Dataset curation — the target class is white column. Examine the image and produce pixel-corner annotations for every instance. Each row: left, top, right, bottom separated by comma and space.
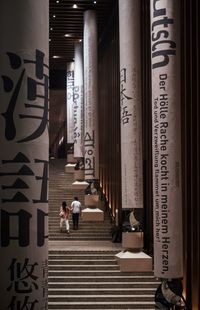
151, 0, 183, 278
0, 0, 48, 308
66, 62, 74, 144
84, 10, 99, 180
119, 0, 143, 209
74, 42, 84, 158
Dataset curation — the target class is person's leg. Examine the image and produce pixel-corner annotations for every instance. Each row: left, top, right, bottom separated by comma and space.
76, 213, 80, 229
66, 219, 70, 232
72, 213, 76, 229
60, 218, 63, 231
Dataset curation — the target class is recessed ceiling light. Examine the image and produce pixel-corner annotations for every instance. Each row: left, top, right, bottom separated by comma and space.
73, 4, 78, 9
79, 39, 82, 42
50, 27, 53, 31
52, 55, 61, 59
56, 0, 60, 3
53, 15, 56, 18
49, 38, 51, 42
94, 1, 97, 3
64, 34, 71, 37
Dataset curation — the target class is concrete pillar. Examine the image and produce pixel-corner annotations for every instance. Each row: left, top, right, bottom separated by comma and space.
119, 0, 143, 210
150, 0, 183, 278
0, 0, 48, 308
74, 42, 84, 158
84, 10, 99, 180
66, 62, 74, 144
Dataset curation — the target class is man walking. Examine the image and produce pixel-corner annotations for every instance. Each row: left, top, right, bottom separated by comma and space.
71, 197, 82, 230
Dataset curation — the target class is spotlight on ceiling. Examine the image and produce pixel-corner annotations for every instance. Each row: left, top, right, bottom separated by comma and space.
53, 15, 56, 18
52, 55, 61, 59
73, 4, 78, 9
64, 34, 71, 37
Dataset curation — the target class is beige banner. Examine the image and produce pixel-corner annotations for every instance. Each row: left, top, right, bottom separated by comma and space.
74, 42, 84, 158
84, 10, 99, 179
66, 62, 74, 144
151, 0, 183, 278
0, 0, 49, 308
119, 0, 143, 209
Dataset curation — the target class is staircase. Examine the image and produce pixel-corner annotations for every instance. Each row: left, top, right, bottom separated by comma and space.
49, 159, 112, 240
48, 159, 159, 309
48, 250, 159, 309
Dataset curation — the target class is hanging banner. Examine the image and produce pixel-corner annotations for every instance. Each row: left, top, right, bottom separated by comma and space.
0, 0, 48, 308
84, 10, 99, 179
119, 0, 143, 209
151, 0, 183, 278
74, 42, 84, 158
66, 62, 74, 144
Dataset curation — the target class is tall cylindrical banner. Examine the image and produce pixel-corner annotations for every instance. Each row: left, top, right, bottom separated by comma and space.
0, 0, 49, 308
84, 10, 99, 179
66, 62, 74, 144
119, 0, 143, 209
74, 42, 84, 158
150, 0, 183, 278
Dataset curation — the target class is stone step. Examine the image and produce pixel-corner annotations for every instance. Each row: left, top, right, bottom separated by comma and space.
48, 265, 118, 270
49, 259, 117, 265
48, 270, 155, 277
48, 282, 159, 288
48, 287, 156, 294
48, 276, 158, 283
49, 307, 155, 310
48, 295, 154, 302
48, 302, 155, 309
49, 238, 112, 241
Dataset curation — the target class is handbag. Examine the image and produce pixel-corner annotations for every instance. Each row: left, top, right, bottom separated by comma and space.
59, 210, 64, 218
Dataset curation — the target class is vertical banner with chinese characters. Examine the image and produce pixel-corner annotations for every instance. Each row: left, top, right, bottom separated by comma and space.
66, 62, 74, 144
74, 42, 84, 158
0, 0, 49, 309
84, 10, 99, 180
119, 0, 143, 209
151, 0, 183, 278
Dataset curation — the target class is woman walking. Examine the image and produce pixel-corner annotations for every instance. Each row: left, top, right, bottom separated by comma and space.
59, 201, 71, 233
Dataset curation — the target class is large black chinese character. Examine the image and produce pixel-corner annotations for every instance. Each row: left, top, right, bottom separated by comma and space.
8, 296, 38, 310
42, 259, 48, 298
1, 49, 49, 143
37, 209, 48, 247
120, 68, 132, 125
33, 159, 48, 204
1, 208, 48, 247
7, 258, 38, 293
1, 209, 32, 247
0, 152, 33, 203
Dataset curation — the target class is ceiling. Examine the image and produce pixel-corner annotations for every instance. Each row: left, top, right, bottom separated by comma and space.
49, 0, 117, 69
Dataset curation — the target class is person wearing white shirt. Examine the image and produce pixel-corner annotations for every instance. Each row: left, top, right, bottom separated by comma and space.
71, 197, 82, 230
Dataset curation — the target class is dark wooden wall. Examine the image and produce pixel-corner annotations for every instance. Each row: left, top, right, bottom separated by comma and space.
182, 0, 200, 308
98, 3, 121, 225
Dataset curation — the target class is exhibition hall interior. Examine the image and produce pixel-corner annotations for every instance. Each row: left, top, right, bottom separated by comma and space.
0, 0, 199, 309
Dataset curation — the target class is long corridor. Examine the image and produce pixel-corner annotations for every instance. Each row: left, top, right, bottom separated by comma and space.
48, 159, 159, 309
